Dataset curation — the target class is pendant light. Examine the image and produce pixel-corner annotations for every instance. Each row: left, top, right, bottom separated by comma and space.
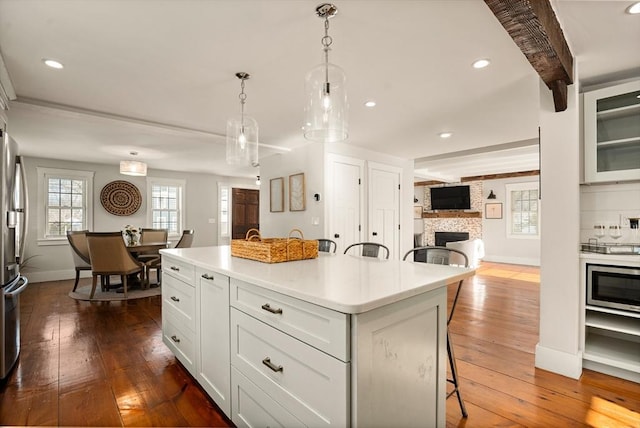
303, 3, 348, 143
120, 151, 147, 176
226, 72, 259, 166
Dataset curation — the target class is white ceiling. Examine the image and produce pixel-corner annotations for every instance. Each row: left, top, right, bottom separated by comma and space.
0, 0, 638, 181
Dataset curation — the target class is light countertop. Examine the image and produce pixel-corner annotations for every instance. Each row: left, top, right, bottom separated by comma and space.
161, 246, 476, 314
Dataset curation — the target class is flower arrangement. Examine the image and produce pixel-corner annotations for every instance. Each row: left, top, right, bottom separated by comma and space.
123, 225, 140, 246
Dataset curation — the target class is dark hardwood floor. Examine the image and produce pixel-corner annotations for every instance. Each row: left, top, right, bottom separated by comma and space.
1, 263, 638, 427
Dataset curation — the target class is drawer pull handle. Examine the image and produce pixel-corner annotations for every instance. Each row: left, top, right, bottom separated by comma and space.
262, 357, 283, 373
201, 273, 214, 280
170, 266, 180, 271
261, 303, 283, 315
170, 335, 181, 343
170, 296, 180, 302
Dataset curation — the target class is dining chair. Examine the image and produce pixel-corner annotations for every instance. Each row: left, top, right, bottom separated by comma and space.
402, 245, 469, 418
343, 242, 390, 259
66, 230, 91, 291
317, 238, 337, 253
86, 232, 146, 299
175, 229, 195, 248
147, 229, 194, 286
137, 228, 169, 286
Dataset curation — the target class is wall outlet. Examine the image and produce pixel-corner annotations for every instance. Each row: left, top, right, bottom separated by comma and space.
208, 218, 216, 224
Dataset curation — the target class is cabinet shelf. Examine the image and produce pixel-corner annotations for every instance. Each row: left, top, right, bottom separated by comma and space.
596, 136, 640, 148
597, 102, 640, 120
585, 310, 640, 337
584, 332, 640, 373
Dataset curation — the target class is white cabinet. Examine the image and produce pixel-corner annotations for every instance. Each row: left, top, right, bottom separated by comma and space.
161, 247, 455, 427
196, 268, 231, 415
580, 255, 640, 383
583, 80, 640, 183
162, 255, 196, 372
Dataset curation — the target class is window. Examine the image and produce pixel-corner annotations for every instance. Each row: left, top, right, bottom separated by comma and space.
37, 168, 94, 245
219, 184, 230, 238
506, 182, 540, 239
147, 178, 185, 237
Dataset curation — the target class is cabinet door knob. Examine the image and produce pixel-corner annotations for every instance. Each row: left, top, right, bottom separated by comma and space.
372, 232, 378, 236
334, 233, 340, 238
261, 303, 283, 315
170, 266, 180, 271
201, 273, 214, 280
170, 296, 180, 302
170, 335, 180, 343
262, 357, 283, 373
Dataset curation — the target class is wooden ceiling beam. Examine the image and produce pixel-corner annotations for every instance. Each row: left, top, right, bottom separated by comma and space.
484, 0, 573, 112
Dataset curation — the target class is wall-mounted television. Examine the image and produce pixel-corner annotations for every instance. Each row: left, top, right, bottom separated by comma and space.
430, 185, 471, 210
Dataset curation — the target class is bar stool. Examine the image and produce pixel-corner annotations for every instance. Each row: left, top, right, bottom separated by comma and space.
402, 245, 469, 418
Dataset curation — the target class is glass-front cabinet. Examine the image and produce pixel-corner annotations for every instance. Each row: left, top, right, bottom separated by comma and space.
583, 80, 640, 183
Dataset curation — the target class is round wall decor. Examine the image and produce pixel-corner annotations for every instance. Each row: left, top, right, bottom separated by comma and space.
100, 180, 142, 216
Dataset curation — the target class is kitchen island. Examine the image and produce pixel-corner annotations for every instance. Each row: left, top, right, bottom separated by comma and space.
160, 246, 475, 427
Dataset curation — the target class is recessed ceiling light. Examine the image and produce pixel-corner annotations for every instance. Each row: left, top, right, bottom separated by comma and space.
43, 59, 64, 69
472, 59, 490, 69
364, 101, 376, 108
439, 132, 453, 139
626, 2, 640, 14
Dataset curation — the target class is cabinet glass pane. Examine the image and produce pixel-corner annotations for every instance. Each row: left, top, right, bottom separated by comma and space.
595, 89, 640, 173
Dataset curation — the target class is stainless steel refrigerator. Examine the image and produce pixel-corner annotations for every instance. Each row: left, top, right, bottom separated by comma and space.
0, 129, 28, 380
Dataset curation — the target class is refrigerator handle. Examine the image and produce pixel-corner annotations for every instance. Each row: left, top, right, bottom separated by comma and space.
17, 156, 28, 263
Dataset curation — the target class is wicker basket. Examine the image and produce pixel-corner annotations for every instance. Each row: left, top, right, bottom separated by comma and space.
231, 228, 319, 263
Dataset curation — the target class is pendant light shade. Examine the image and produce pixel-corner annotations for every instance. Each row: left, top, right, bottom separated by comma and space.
304, 62, 348, 143
226, 72, 259, 167
303, 3, 348, 143
120, 152, 147, 176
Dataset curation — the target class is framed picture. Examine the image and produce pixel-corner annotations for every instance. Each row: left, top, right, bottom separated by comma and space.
289, 173, 306, 211
413, 205, 423, 219
485, 202, 503, 219
270, 177, 284, 212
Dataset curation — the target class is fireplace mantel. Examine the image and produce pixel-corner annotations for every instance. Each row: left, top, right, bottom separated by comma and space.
422, 211, 481, 219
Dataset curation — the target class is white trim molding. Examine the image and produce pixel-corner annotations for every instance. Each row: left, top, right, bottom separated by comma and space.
535, 343, 583, 379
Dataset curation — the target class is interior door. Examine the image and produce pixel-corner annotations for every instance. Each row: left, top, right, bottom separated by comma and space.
327, 155, 363, 254
232, 188, 259, 239
368, 162, 401, 259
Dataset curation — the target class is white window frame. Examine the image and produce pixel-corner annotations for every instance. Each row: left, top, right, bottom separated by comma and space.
218, 183, 230, 239
146, 177, 185, 240
37, 167, 94, 246
506, 181, 540, 240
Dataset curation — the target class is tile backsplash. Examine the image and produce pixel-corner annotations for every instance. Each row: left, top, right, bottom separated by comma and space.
580, 182, 640, 243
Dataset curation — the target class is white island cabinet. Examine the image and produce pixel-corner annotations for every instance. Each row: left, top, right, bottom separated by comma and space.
160, 246, 475, 427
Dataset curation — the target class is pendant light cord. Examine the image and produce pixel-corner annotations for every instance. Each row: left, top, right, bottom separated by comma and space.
322, 17, 333, 94
239, 77, 247, 131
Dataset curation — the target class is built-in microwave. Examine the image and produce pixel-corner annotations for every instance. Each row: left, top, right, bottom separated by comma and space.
587, 263, 640, 313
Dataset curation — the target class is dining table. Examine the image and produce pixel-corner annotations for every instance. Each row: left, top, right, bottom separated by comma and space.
126, 241, 170, 256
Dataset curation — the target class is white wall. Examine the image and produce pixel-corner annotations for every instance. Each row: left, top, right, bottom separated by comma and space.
535, 76, 582, 379
580, 182, 640, 243
481, 177, 541, 266
259, 142, 325, 239
21, 156, 253, 282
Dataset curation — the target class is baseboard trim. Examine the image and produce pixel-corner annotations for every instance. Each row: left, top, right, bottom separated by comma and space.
24, 269, 90, 283
482, 255, 540, 266
535, 343, 583, 379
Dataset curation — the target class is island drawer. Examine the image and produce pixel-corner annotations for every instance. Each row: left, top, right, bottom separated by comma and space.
163, 274, 196, 331
231, 367, 304, 428
231, 308, 349, 427
162, 255, 195, 284
230, 278, 349, 362
162, 310, 195, 372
